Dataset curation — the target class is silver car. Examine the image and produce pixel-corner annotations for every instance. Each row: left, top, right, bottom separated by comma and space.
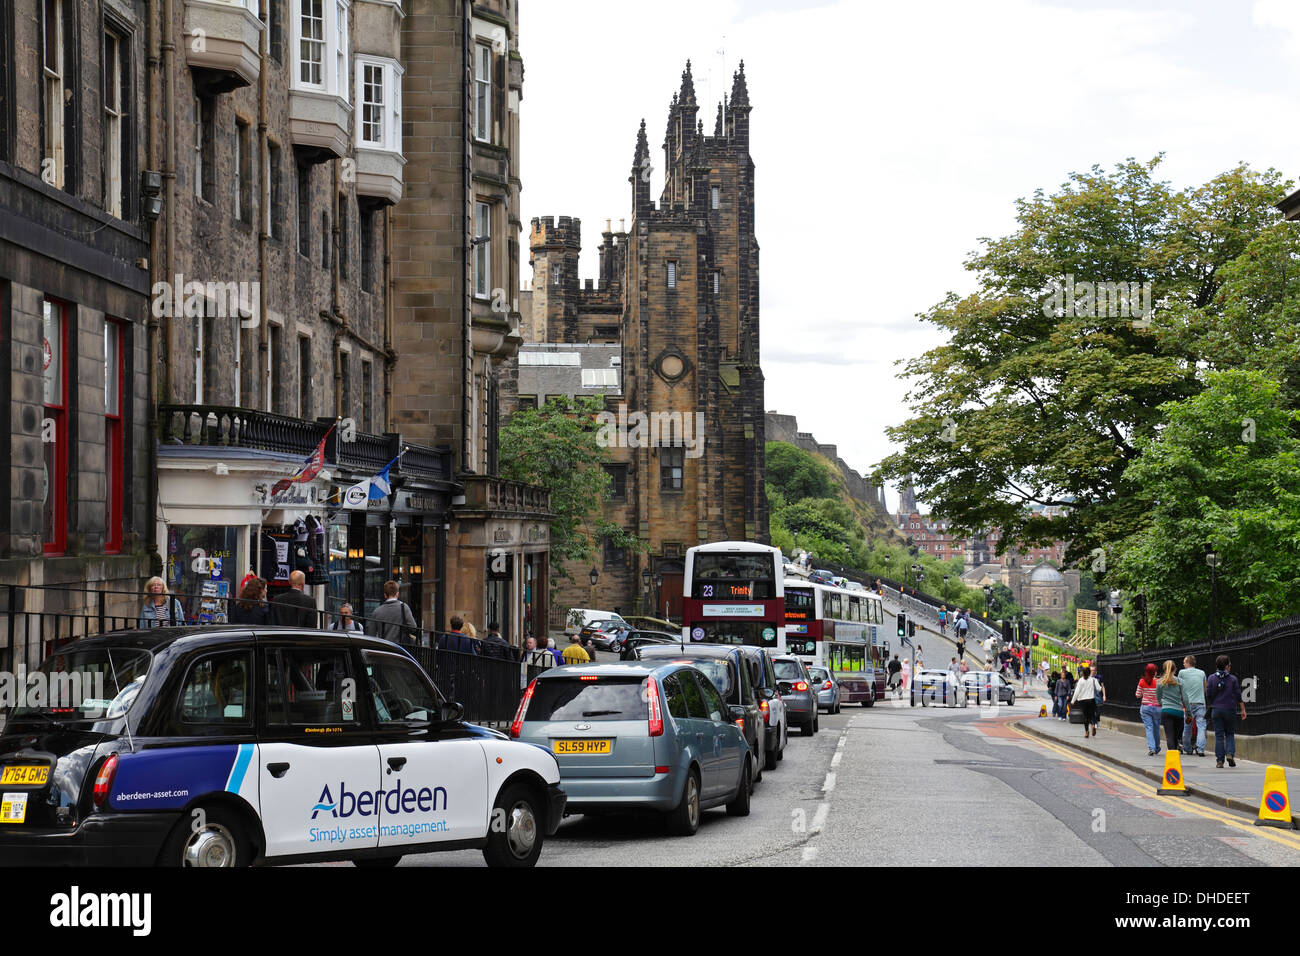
771, 655, 819, 735
512, 661, 754, 836
807, 665, 841, 714
911, 668, 968, 707
962, 670, 1016, 705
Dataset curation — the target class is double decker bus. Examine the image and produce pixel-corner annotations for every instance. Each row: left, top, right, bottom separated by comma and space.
681, 542, 785, 652
784, 579, 888, 704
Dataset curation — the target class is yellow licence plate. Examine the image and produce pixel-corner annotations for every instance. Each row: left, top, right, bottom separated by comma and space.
0, 766, 48, 787
554, 739, 612, 755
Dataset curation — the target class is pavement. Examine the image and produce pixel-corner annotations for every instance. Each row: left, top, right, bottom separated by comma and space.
1018, 706, 1300, 828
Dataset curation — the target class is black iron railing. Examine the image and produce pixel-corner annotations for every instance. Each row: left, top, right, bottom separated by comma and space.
1096, 615, 1300, 736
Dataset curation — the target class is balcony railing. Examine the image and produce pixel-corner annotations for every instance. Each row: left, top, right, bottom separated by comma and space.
462, 475, 551, 514
159, 405, 329, 458
159, 405, 455, 484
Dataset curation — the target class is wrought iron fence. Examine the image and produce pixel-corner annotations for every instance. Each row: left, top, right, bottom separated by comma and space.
0, 584, 555, 729
1097, 614, 1300, 736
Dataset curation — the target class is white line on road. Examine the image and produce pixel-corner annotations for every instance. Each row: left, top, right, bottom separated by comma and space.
811, 802, 830, 834
821, 771, 837, 794
830, 751, 842, 768
801, 846, 820, 863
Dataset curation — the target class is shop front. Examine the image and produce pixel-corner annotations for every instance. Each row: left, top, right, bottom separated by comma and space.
156, 452, 334, 623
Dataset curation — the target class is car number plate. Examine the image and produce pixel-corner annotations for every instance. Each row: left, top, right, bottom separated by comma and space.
553, 739, 612, 755
0, 765, 48, 786
0, 793, 28, 824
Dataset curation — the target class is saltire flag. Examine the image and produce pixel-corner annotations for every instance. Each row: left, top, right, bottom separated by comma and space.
271, 420, 337, 499
341, 450, 403, 509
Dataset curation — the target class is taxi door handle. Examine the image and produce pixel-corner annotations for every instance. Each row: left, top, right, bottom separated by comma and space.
387, 757, 407, 772
268, 762, 290, 778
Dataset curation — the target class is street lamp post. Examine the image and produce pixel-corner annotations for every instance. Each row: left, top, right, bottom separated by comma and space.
655, 573, 664, 620
1205, 546, 1221, 649
589, 566, 599, 615
641, 567, 652, 615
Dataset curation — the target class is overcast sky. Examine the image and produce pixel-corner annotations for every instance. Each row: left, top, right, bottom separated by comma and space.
518, 0, 1300, 512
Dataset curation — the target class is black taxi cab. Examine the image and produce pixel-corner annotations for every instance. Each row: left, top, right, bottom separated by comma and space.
0, 626, 565, 867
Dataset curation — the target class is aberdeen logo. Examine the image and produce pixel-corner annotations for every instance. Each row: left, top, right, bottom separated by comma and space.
310, 781, 449, 819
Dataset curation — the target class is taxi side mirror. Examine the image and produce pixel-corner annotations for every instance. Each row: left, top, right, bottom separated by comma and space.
439, 700, 465, 724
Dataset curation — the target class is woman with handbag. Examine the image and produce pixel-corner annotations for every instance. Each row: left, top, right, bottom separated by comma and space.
1070, 666, 1100, 737
1136, 663, 1162, 755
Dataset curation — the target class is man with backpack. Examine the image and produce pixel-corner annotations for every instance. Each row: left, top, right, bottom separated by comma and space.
368, 580, 418, 642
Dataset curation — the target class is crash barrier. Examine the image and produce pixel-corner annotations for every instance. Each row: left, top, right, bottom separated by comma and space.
0, 583, 555, 728
1097, 614, 1300, 737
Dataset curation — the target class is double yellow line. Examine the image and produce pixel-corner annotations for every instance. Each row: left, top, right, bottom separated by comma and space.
1012, 723, 1300, 854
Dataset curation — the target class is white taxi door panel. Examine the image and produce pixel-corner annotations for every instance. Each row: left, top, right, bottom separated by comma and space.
259, 741, 381, 858
375, 739, 489, 847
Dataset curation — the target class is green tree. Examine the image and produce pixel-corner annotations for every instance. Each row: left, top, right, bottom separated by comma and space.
1111, 369, 1300, 640
499, 395, 643, 600
766, 442, 836, 502
875, 159, 1290, 566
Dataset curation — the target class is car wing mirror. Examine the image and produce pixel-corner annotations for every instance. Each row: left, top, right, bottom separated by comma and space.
439, 700, 465, 724
728, 705, 747, 724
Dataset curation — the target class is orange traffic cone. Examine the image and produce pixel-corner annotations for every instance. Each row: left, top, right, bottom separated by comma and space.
1254, 765, 1297, 829
1157, 748, 1188, 796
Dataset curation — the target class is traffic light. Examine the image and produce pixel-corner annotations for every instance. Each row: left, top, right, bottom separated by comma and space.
908, 619, 916, 639
896, 612, 906, 638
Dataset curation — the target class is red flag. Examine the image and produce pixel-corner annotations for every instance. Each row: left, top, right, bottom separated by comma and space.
270, 423, 335, 499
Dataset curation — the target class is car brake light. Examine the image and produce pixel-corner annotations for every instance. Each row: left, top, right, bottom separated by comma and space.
579, 675, 598, 681
795, 681, 809, 692
511, 679, 537, 739
646, 676, 664, 737
735, 718, 745, 732
822, 681, 834, 690
759, 699, 769, 716
92, 753, 118, 809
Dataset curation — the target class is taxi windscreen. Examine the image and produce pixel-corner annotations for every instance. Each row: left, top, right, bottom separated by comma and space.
527, 677, 648, 722
8, 647, 152, 719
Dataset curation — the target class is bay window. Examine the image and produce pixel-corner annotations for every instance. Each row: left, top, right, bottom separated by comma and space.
43, 298, 68, 554
293, 0, 348, 98
474, 201, 491, 299
355, 56, 402, 154
474, 42, 491, 141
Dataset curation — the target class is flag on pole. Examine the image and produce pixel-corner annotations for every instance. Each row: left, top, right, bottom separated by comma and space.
341, 451, 402, 508
271, 420, 337, 499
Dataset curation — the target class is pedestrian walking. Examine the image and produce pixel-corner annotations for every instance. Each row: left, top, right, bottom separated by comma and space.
1049, 670, 1062, 717
270, 570, 318, 628
1207, 654, 1246, 768
938, 605, 948, 637
368, 580, 418, 642
546, 636, 563, 665
887, 654, 903, 696
1157, 660, 1186, 753
229, 577, 270, 626
1090, 670, 1106, 734
562, 634, 591, 664
1069, 665, 1100, 738
1136, 663, 1162, 755
330, 602, 365, 634
139, 576, 185, 628
1178, 654, 1208, 757
1054, 671, 1070, 720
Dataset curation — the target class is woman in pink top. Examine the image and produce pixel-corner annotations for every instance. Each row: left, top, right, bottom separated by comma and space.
1136, 662, 1162, 755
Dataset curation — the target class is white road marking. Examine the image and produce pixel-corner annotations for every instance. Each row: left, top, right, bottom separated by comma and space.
801, 846, 819, 863
811, 802, 830, 834
822, 771, 837, 793
831, 751, 842, 768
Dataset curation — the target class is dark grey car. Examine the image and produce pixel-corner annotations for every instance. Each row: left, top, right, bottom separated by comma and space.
772, 655, 819, 735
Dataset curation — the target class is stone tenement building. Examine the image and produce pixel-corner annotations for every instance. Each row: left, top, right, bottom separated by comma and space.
519, 62, 766, 623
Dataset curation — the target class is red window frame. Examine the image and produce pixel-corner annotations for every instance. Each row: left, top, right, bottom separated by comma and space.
105, 319, 125, 553
43, 296, 68, 555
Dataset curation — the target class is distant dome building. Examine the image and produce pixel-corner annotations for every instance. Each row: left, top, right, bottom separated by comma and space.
1002, 556, 1077, 616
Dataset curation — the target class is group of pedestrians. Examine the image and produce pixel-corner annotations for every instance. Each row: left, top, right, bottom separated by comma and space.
1136, 654, 1245, 767
1048, 666, 1107, 737
938, 605, 971, 653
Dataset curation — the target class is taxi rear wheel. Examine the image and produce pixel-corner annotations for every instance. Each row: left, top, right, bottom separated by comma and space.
483, 782, 544, 868
160, 804, 252, 867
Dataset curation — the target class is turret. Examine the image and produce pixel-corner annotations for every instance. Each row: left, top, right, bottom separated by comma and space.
727, 60, 751, 145
630, 119, 652, 215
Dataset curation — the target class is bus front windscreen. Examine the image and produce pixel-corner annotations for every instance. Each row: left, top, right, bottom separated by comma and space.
690, 552, 777, 599
692, 621, 777, 649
